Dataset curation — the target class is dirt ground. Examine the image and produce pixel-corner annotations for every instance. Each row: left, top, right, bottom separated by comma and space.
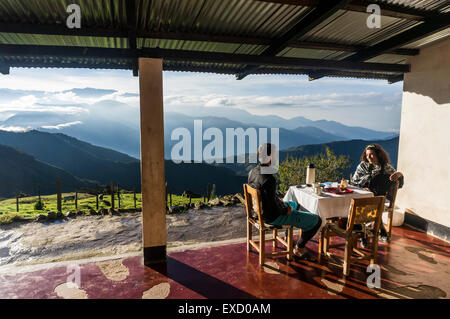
0, 205, 247, 268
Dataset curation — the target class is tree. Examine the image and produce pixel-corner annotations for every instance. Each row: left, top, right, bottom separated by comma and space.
277, 147, 351, 193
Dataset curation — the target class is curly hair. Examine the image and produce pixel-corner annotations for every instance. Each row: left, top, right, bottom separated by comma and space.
360, 143, 391, 170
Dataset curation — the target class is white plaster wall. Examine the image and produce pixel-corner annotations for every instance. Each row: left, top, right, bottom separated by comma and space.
396, 37, 450, 227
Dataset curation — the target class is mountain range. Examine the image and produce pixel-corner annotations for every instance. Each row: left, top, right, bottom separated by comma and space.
1, 100, 395, 159
0, 129, 399, 200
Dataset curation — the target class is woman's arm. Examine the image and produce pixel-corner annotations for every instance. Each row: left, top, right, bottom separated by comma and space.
385, 164, 404, 187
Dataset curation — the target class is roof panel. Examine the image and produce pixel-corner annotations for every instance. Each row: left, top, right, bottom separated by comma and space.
0, 0, 448, 80
0, 33, 128, 48
300, 10, 419, 46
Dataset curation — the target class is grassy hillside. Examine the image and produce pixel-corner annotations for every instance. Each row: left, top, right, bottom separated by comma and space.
0, 192, 204, 224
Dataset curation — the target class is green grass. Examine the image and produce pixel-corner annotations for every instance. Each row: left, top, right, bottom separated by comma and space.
0, 192, 205, 221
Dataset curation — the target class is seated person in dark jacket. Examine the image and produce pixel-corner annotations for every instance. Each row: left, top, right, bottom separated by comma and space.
350, 143, 404, 242
248, 143, 322, 260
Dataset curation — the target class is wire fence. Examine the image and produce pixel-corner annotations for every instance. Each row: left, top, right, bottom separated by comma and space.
0, 180, 217, 215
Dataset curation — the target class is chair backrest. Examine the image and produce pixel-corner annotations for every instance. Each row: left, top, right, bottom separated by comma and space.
243, 184, 264, 226
346, 196, 386, 233
385, 180, 399, 210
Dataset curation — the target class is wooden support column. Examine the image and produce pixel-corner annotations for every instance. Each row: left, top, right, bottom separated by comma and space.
139, 58, 166, 265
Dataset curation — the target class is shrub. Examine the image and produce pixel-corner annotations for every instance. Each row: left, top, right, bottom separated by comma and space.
34, 199, 45, 210
277, 147, 351, 193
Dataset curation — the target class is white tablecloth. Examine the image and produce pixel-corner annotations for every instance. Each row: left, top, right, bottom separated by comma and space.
283, 185, 374, 228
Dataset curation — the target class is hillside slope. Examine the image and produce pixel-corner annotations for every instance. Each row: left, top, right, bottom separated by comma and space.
0, 144, 88, 199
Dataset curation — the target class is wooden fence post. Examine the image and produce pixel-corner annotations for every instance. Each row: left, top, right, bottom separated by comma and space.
134, 189, 137, 209
211, 184, 216, 199
38, 184, 41, 203
110, 181, 115, 210
207, 183, 211, 202
165, 182, 168, 210
57, 177, 62, 213
16, 191, 19, 212
75, 191, 78, 210
96, 185, 99, 210
117, 184, 121, 208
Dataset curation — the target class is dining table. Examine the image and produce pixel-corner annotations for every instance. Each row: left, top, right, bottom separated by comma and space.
283, 183, 374, 230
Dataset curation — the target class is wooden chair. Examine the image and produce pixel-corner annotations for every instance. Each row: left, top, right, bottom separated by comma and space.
243, 184, 294, 265
384, 180, 400, 238
318, 196, 385, 276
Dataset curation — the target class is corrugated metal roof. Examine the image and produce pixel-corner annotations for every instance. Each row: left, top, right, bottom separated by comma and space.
0, 0, 449, 81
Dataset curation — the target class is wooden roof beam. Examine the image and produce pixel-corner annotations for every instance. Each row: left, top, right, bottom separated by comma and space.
0, 24, 419, 56
0, 44, 410, 74
3, 59, 396, 80
0, 63, 10, 75
236, 0, 352, 80
126, 0, 138, 77
387, 74, 404, 84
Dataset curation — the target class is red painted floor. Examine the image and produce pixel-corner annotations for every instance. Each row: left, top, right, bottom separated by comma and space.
0, 226, 449, 299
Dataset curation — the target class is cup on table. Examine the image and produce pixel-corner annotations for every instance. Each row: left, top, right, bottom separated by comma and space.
312, 182, 322, 195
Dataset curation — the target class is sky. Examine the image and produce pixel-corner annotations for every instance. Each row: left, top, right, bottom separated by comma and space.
0, 67, 403, 132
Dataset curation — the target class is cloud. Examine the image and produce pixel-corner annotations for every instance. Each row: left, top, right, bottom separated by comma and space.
165, 92, 399, 111
40, 121, 83, 130
0, 125, 31, 132
0, 68, 403, 132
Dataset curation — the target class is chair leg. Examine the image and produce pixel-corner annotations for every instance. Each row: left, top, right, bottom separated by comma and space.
247, 221, 252, 252
272, 229, 277, 251
386, 210, 394, 238
259, 229, 265, 265
343, 240, 353, 276
324, 231, 329, 256
318, 228, 324, 263
287, 227, 293, 261
371, 235, 380, 265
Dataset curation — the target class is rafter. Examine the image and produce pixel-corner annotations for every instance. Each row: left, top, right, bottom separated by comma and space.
2, 59, 400, 81
387, 74, 404, 84
236, 0, 352, 80
308, 12, 450, 81
0, 44, 410, 74
126, 0, 138, 76
0, 23, 420, 57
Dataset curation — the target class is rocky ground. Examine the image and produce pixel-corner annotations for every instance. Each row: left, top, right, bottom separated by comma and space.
0, 205, 247, 268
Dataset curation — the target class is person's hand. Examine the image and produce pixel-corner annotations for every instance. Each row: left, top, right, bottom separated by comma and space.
390, 172, 403, 181
363, 187, 370, 191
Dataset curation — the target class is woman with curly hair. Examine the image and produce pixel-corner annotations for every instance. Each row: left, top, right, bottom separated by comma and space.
350, 144, 404, 243
351, 144, 404, 194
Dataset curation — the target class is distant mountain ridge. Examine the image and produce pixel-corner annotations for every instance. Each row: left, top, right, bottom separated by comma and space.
164, 112, 345, 159
1, 102, 395, 159
169, 106, 395, 140
215, 136, 400, 178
